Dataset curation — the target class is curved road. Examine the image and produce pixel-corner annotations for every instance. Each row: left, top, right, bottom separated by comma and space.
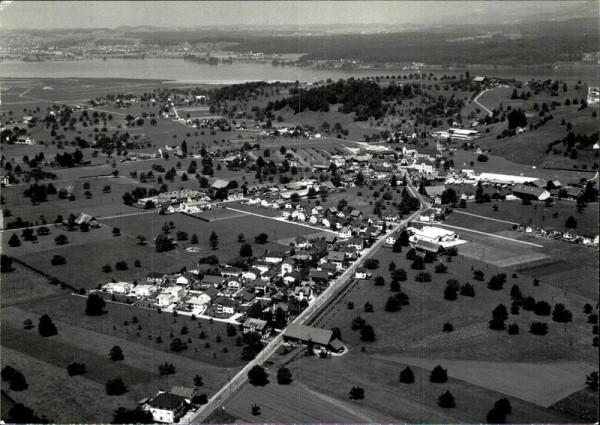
189, 181, 428, 423
473, 89, 494, 117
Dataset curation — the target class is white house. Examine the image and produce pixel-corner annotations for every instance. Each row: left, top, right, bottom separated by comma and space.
147, 392, 189, 424
338, 226, 352, 239
385, 236, 396, 246
130, 284, 158, 298
102, 281, 133, 294
281, 261, 294, 276
265, 251, 285, 263
409, 226, 458, 247
187, 293, 211, 308
156, 293, 176, 308
355, 268, 368, 279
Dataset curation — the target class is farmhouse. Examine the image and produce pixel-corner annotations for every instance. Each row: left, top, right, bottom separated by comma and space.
512, 184, 551, 201
283, 323, 335, 350
242, 318, 269, 336
146, 392, 189, 424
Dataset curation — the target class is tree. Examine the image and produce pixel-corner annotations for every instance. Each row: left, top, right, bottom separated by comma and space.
255, 232, 269, 244
1, 254, 14, 272
473, 269, 484, 281
7, 403, 48, 424
565, 216, 577, 229
351, 316, 366, 330
277, 367, 293, 385
209, 231, 219, 250
443, 322, 454, 332
586, 371, 599, 391
435, 263, 448, 273
67, 363, 87, 376
390, 280, 401, 292
2, 366, 17, 382
38, 314, 57, 337
190, 234, 198, 244
8, 233, 21, 247
507, 323, 520, 335
251, 404, 261, 416
194, 374, 204, 387
534, 301, 552, 316
438, 390, 456, 408
444, 284, 458, 301
136, 235, 147, 245
112, 407, 153, 424
239, 243, 253, 257
170, 338, 188, 352
399, 366, 415, 383
430, 366, 448, 383
115, 261, 128, 271
487, 273, 507, 290
50, 255, 66, 266
364, 259, 379, 269
349, 386, 365, 400
54, 234, 68, 245
155, 234, 175, 252
109, 345, 124, 361
122, 192, 134, 205
486, 407, 506, 424
158, 362, 177, 375
85, 293, 106, 316
492, 304, 509, 322
385, 296, 401, 312
392, 238, 403, 253
105, 378, 128, 395
364, 302, 374, 312
374, 276, 385, 286
529, 321, 548, 335
9, 371, 28, 391
248, 365, 269, 386
552, 304, 572, 323
523, 296, 536, 311
360, 324, 376, 341
459, 283, 475, 297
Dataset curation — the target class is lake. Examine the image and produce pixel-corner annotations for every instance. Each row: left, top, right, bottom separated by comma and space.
0, 58, 597, 85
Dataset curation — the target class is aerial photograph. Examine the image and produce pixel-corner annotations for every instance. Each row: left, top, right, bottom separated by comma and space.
0, 1, 598, 423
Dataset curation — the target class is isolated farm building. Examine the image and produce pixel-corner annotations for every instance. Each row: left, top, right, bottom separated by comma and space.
243, 318, 269, 336
74, 213, 99, 227
283, 324, 334, 350
511, 184, 551, 201
447, 128, 480, 141
329, 338, 345, 353
147, 391, 189, 424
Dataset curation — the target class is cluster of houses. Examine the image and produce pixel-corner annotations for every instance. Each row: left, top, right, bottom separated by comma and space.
97, 222, 392, 323
514, 224, 599, 247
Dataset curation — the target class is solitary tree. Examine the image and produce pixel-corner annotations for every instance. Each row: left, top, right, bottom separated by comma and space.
399, 366, 415, 383
38, 314, 58, 337
109, 345, 124, 361
209, 231, 219, 250
349, 386, 365, 400
85, 293, 106, 316
565, 216, 577, 229
8, 233, 21, 247
239, 243, 253, 257
360, 324, 376, 341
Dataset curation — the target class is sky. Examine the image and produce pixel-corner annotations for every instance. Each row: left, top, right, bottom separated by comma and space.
0, 1, 594, 30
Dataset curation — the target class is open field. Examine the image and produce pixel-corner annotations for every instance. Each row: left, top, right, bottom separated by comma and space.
550, 388, 599, 423
228, 354, 575, 423
0, 262, 69, 306
7, 295, 247, 368
447, 199, 599, 236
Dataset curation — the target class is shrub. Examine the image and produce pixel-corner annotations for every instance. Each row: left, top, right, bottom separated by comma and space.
435, 263, 448, 273
385, 296, 401, 312
374, 276, 385, 286
430, 366, 448, 383
109, 345, 124, 361
85, 293, 106, 316
351, 316, 366, 330
489, 318, 506, 330
552, 304, 573, 323
415, 271, 432, 282
170, 338, 188, 352
192, 394, 208, 405
507, 323, 520, 335
9, 371, 28, 391
158, 362, 177, 376
1, 366, 17, 382
487, 273, 507, 290
50, 255, 66, 265
522, 296, 536, 311
459, 283, 475, 297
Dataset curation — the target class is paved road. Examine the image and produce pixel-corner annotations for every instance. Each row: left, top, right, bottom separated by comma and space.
189, 182, 427, 423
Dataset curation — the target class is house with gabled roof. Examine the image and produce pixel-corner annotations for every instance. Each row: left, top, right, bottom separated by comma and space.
147, 391, 189, 423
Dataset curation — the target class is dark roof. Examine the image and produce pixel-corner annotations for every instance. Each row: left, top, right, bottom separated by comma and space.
170, 386, 195, 399
202, 275, 225, 284
309, 270, 329, 280
512, 184, 546, 197
149, 392, 187, 410
243, 318, 267, 331
414, 240, 442, 253
283, 324, 333, 346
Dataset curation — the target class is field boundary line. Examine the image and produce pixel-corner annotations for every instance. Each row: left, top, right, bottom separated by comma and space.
225, 207, 338, 234
435, 223, 544, 247
452, 210, 518, 225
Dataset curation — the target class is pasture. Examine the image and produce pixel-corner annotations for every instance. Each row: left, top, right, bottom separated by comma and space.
0, 262, 68, 306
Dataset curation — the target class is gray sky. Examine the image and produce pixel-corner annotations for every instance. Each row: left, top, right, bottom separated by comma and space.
0, 1, 593, 30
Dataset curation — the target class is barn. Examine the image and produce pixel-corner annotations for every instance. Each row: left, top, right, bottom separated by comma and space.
283, 324, 336, 350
